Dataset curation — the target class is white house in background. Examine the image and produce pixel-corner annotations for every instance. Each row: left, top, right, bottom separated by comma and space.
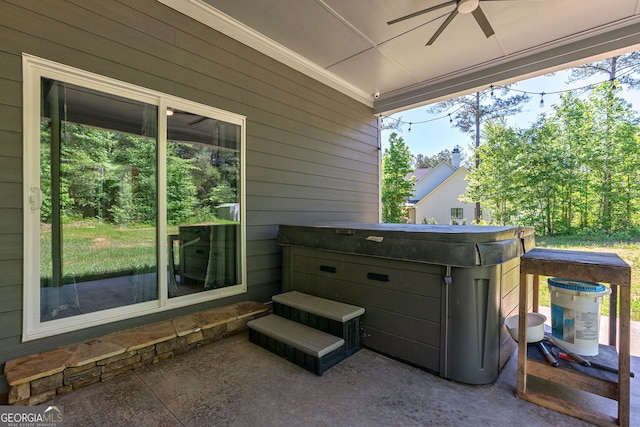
406, 148, 476, 225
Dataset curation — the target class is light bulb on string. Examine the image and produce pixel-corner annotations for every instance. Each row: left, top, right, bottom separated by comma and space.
374, 73, 622, 134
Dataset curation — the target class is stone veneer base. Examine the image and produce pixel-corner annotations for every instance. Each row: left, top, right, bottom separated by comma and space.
4, 301, 269, 405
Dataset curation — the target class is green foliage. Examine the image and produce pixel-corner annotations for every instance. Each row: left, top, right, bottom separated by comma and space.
40, 122, 239, 227
381, 132, 414, 223
426, 88, 530, 222
464, 119, 523, 225
466, 81, 640, 234
414, 148, 462, 168
209, 181, 237, 207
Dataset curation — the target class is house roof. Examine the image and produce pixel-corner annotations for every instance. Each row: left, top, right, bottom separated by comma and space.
414, 167, 469, 208
406, 162, 464, 204
407, 162, 457, 181
406, 168, 433, 182
161, 0, 640, 114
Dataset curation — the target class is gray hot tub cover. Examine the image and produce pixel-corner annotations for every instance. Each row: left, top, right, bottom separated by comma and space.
277, 223, 535, 267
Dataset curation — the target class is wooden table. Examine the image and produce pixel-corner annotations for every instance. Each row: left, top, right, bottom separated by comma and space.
517, 248, 631, 427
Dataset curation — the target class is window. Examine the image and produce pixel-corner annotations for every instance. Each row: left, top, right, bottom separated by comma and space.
23, 55, 246, 340
451, 208, 463, 220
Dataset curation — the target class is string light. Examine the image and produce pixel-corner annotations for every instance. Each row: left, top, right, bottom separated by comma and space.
377, 62, 640, 131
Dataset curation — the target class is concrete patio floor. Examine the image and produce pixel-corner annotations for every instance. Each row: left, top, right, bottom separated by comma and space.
47, 331, 639, 427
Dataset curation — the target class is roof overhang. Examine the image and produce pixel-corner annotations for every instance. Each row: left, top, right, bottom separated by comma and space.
158, 0, 640, 114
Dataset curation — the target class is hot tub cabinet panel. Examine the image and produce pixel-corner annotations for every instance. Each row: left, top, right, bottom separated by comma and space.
179, 223, 239, 288
278, 223, 534, 385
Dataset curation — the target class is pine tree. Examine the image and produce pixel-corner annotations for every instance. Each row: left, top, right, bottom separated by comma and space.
426, 88, 529, 221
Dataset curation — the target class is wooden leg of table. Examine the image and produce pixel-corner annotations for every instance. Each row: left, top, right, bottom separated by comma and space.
618, 284, 630, 427
609, 284, 618, 347
532, 274, 539, 312
517, 271, 529, 397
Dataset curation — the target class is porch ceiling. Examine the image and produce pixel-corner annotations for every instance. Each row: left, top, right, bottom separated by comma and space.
160, 0, 640, 114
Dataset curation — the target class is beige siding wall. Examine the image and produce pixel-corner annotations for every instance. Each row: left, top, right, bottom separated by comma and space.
0, 0, 379, 394
412, 164, 455, 200
414, 170, 474, 225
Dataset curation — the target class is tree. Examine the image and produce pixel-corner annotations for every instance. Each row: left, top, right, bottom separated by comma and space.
380, 115, 403, 131
464, 119, 524, 225
381, 132, 414, 223
468, 79, 640, 234
567, 53, 640, 232
587, 82, 640, 232
546, 91, 597, 232
567, 52, 640, 89
426, 88, 529, 221
414, 148, 460, 168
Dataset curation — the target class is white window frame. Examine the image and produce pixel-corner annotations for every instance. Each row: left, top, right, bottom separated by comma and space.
22, 54, 247, 341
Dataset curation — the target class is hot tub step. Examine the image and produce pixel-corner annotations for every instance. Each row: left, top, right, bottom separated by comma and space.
248, 314, 346, 375
272, 291, 364, 356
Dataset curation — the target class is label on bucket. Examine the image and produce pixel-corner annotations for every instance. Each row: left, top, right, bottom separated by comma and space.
551, 304, 598, 343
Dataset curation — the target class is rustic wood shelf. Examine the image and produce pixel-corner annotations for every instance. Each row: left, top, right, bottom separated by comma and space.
517, 248, 631, 427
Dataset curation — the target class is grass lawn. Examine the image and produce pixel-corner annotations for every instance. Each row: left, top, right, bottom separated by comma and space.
40, 221, 162, 282
535, 235, 640, 322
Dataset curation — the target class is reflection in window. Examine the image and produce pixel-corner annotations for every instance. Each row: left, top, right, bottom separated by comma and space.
26, 55, 245, 338
40, 79, 158, 321
166, 110, 241, 297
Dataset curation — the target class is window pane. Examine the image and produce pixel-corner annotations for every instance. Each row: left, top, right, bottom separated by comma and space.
166, 109, 241, 297
40, 79, 158, 321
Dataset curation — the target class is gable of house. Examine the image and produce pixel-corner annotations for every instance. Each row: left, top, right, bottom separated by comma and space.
413, 167, 475, 225
409, 163, 457, 202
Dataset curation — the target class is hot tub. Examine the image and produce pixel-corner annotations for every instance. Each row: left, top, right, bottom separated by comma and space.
277, 223, 535, 384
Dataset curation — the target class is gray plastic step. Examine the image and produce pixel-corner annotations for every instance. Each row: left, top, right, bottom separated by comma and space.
272, 291, 364, 356
248, 314, 346, 375
248, 314, 344, 357
272, 291, 364, 322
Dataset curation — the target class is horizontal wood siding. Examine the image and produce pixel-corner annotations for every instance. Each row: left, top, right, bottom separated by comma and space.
0, 0, 379, 394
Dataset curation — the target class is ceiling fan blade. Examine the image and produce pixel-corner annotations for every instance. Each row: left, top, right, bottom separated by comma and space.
472, 7, 495, 38
387, 1, 456, 25
426, 9, 458, 46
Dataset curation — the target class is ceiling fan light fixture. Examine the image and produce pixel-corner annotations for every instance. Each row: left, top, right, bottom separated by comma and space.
458, 0, 479, 14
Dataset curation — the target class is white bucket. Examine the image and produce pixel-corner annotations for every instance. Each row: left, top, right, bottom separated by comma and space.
548, 278, 611, 356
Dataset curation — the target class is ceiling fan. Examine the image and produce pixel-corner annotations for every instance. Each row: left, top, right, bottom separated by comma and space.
388, 0, 510, 46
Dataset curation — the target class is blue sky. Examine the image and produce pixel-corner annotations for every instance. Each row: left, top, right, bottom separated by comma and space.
380, 67, 640, 162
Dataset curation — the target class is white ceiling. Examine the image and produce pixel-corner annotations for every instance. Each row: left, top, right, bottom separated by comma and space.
160, 0, 640, 114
